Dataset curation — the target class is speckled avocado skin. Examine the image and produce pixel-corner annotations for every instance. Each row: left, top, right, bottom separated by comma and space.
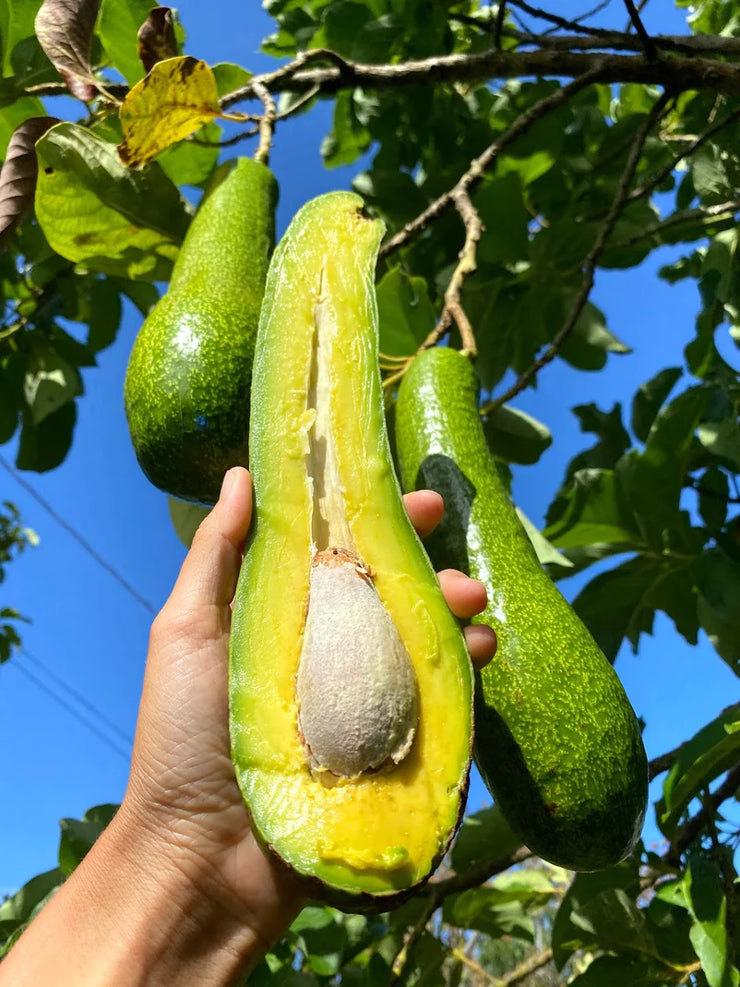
395, 347, 647, 871
124, 157, 277, 504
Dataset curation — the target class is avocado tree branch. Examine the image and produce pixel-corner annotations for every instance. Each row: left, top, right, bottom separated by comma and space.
218, 39, 740, 116
424, 188, 482, 357
251, 80, 276, 166
500, 947, 554, 986
622, 0, 658, 60
489, 90, 671, 412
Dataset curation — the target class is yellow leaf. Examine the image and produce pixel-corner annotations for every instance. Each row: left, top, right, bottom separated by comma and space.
118, 56, 220, 168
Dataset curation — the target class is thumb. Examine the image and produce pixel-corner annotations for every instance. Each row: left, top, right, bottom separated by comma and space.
164, 467, 253, 615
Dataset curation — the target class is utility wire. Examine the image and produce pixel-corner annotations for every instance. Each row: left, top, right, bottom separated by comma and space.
20, 646, 135, 747
0, 454, 157, 616
6, 659, 132, 765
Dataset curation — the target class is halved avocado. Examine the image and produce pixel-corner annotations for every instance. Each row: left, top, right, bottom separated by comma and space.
229, 192, 473, 909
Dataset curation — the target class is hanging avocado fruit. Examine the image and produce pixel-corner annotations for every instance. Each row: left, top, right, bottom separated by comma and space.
229, 193, 474, 909
124, 157, 278, 504
395, 347, 647, 872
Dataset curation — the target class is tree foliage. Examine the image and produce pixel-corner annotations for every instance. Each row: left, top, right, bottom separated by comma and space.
1, 0, 739, 983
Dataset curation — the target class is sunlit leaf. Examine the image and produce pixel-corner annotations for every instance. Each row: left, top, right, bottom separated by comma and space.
35, 122, 190, 281
98, 0, 156, 85
684, 854, 740, 987
118, 56, 221, 167
658, 702, 740, 837
376, 268, 435, 358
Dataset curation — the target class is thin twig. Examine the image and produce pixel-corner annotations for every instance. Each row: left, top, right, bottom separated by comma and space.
501, 947, 554, 985
628, 103, 740, 206
380, 66, 606, 260
612, 199, 740, 251
452, 945, 501, 985
430, 188, 483, 355
622, 0, 658, 59
390, 897, 438, 983
251, 80, 276, 165
490, 90, 671, 411
506, 0, 614, 36
664, 764, 740, 864
648, 742, 687, 782
494, 2, 508, 49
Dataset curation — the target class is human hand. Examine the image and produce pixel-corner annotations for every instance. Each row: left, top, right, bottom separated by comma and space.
124, 466, 495, 970
0, 466, 495, 987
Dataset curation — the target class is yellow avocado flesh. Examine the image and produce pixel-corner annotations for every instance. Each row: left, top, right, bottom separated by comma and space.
229, 193, 473, 901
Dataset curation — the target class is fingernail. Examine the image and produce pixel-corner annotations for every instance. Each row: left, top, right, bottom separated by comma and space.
219, 467, 238, 503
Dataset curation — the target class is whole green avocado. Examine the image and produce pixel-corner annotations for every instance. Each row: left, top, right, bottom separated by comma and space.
124, 156, 278, 504
395, 346, 647, 871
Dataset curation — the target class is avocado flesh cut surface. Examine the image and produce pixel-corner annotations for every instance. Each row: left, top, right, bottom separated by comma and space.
230, 193, 473, 905
395, 347, 647, 872
124, 157, 277, 504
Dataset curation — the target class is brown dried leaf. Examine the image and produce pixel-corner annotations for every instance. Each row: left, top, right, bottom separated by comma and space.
0, 116, 60, 251
34, 0, 101, 101
137, 6, 177, 75
117, 56, 220, 168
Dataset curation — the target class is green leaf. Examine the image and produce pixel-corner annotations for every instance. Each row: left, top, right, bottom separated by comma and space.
58, 807, 115, 876
290, 906, 347, 978
98, 0, 156, 85
617, 385, 709, 547
698, 419, 740, 471
569, 955, 668, 987
0, 96, 46, 157
321, 91, 371, 169
156, 120, 220, 187
559, 302, 631, 371
211, 61, 252, 97
516, 506, 573, 568
475, 172, 530, 265
563, 402, 632, 481
87, 278, 123, 353
168, 496, 210, 548
23, 347, 81, 425
694, 548, 740, 675
376, 268, 434, 357
692, 144, 733, 205
0, 0, 43, 76
482, 404, 552, 465
544, 468, 641, 550
697, 467, 729, 532
552, 857, 641, 968
443, 887, 534, 941
450, 805, 521, 872
16, 400, 76, 472
631, 366, 683, 443
572, 554, 699, 662
35, 122, 190, 282
684, 853, 740, 987
0, 866, 64, 955
658, 702, 740, 837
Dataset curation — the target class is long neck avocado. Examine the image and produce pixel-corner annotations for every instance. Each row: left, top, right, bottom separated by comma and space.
124, 156, 278, 505
229, 193, 474, 910
395, 346, 648, 872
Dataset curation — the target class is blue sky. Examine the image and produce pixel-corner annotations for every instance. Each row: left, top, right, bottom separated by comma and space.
1, 1, 737, 894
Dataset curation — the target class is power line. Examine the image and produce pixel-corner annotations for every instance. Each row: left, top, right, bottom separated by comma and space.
0, 454, 157, 616
7, 659, 132, 765
20, 646, 135, 748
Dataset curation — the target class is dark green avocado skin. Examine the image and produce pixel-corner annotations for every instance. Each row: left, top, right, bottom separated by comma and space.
124, 157, 278, 504
394, 347, 647, 871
